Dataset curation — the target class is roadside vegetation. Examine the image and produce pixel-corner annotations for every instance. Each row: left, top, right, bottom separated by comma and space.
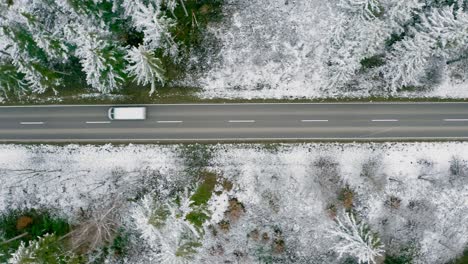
1, 143, 468, 263
0, 0, 223, 104
0, 207, 132, 263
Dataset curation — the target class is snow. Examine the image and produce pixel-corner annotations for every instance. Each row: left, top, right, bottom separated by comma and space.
191, 0, 329, 99
1, 142, 468, 263
0, 144, 181, 219
189, 0, 468, 99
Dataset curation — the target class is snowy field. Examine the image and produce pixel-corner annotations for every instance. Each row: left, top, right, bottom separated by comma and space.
192, 0, 468, 99
1, 143, 467, 263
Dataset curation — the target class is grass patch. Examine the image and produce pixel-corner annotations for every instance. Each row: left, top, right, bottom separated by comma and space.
190, 171, 217, 206
0, 209, 71, 262
185, 209, 211, 228
185, 171, 218, 228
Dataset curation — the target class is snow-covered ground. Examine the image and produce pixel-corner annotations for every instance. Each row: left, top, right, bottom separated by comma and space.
191, 0, 468, 99
192, 0, 329, 99
1, 143, 467, 263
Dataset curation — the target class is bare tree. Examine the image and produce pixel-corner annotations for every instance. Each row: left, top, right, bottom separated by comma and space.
66, 198, 122, 253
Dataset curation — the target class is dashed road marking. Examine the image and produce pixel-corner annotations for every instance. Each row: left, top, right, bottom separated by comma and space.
443, 119, 468, 122
228, 120, 256, 123
301, 119, 329, 122
371, 119, 399, 122
20, 122, 44, 125
157, 121, 183, 124
86, 121, 111, 124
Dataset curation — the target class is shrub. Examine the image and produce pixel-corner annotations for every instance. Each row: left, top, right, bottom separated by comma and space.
0, 209, 70, 262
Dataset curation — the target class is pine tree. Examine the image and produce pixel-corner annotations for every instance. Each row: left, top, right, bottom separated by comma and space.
130, 194, 201, 263
327, 210, 385, 264
125, 45, 165, 95
123, 0, 177, 55
383, 5, 468, 91
8, 234, 80, 264
325, 0, 390, 88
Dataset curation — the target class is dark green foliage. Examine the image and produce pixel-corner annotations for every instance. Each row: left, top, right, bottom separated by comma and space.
360, 55, 385, 69
123, 29, 145, 48
0, 208, 71, 262
0, 64, 26, 95
185, 171, 217, 227
156, 0, 224, 83
429, 0, 467, 9
111, 229, 130, 257
449, 248, 468, 264
385, 254, 413, 264
385, 32, 406, 48
185, 210, 210, 228
340, 257, 360, 264
165, 0, 224, 50
14, 234, 82, 264
190, 171, 217, 206
5, 26, 47, 61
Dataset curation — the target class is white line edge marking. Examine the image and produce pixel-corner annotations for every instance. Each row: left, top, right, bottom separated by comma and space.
157, 121, 183, 123
228, 120, 255, 123
301, 120, 329, 122
444, 119, 468, 121
3, 136, 468, 142
20, 122, 44, 125
86, 121, 111, 124
371, 119, 399, 122
2, 102, 468, 107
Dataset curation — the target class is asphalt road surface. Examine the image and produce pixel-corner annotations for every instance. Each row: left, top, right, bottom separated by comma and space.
1, 103, 468, 142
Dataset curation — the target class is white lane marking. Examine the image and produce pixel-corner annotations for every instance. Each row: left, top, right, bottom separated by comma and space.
157, 121, 183, 124
301, 119, 329, 122
228, 120, 255, 123
444, 119, 468, 122
86, 121, 111, 124
20, 122, 44, 125
371, 119, 399, 122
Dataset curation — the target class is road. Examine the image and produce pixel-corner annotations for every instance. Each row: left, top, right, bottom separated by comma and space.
0, 103, 468, 142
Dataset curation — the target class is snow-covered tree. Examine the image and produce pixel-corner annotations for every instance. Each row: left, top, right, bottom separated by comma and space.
8, 234, 79, 264
327, 210, 385, 264
338, 0, 382, 21
0, 0, 184, 96
73, 31, 125, 94
324, 0, 391, 88
123, 0, 177, 56
125, 45, 165, 95
383, 5, 468, 91
382, 30, 435, 91
129, 194, 201, 263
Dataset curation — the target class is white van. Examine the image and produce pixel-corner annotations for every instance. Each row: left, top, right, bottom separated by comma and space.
108, 107, 146, 120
